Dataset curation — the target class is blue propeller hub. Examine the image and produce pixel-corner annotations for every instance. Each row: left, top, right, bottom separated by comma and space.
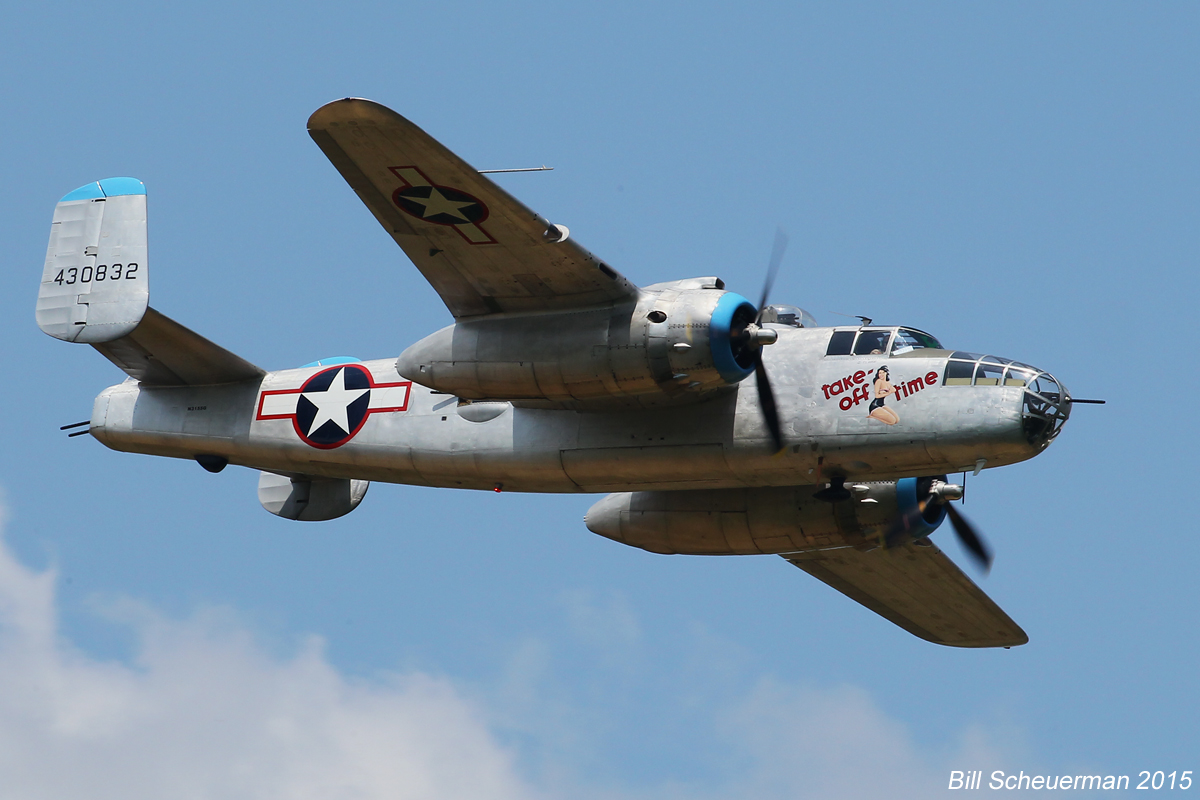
708, 292, 758, 384
896, 477, 948, 538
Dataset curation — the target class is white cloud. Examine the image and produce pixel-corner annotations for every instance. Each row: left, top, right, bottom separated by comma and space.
0, 524, 537, 800
0, 514, 1024, 800
708, 679, 1016, 800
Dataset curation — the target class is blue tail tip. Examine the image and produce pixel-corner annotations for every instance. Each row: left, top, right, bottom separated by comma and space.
60, 177, 146, 202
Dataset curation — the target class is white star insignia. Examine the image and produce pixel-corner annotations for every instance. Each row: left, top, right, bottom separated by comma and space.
302, 368, 369, 435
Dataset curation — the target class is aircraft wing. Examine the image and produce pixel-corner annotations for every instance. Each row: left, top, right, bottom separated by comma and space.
782, 543, 1028, 648
307, 99, 638, 319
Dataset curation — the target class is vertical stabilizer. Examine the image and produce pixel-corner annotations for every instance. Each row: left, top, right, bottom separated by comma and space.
37, 178, 150, 343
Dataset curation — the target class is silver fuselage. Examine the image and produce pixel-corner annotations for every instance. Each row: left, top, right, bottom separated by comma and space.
87, 325, 1062, 493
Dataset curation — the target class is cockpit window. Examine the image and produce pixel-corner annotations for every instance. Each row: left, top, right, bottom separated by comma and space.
826, 327, 944, 357
825, 330, 855, 355
853, 329, 892, 355
891, 328, 943, 353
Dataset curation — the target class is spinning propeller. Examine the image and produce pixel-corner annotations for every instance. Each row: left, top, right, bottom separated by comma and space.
732, 235, 992, 571
731, 228, 790, 453
882, 478, 993, 573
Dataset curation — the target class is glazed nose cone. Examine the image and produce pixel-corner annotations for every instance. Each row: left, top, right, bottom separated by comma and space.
1018, 367, 1071, 449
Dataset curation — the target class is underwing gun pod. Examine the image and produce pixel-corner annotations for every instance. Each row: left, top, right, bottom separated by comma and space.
39, 98, 1086, 646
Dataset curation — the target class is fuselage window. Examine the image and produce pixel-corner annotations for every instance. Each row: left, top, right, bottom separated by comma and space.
945, 353, 1038, 388
944, 360, 975, 385
825, 330, 855, 355
1032, 374, 1061, 399
853, 329, 892, 355
1004, 367, 1033, 387
974, 362, 1006, 385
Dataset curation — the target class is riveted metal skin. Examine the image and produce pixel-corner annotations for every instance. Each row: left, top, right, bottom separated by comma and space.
258, 471, 369, 521
583, 481, 937, 555
88, 324, 1062, 495
395, 280, 756, 408
42, 105, 1071, 648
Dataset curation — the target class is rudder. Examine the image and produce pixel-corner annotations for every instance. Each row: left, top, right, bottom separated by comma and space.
37, 177, 149, 343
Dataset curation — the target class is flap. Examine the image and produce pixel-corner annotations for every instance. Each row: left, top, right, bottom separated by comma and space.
782, 543, 1028, 648
92, 307, 265, 386
307, 98, 638, 319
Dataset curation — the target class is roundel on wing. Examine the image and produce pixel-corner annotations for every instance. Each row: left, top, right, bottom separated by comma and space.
295, 365, 372, 448
392, 184, 489, 226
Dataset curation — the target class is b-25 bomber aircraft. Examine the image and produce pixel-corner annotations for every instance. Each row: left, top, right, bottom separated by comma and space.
37, 99, 1079, 649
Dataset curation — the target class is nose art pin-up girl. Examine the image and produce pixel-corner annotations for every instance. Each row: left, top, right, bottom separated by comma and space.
868, 366, 899, 425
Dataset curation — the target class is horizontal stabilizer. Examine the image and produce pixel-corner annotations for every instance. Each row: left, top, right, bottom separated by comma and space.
38, 178, 150, 343
93, 307, 265, 386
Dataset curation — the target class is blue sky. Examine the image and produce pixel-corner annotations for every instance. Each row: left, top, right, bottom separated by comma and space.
1, 2, 1196, 797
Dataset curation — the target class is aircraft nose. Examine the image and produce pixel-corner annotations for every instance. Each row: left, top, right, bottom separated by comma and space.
1016, 366, 1071, 449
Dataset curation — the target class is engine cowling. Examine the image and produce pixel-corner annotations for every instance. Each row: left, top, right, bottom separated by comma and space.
396, 278, 759, 406
584, 478, 948, 555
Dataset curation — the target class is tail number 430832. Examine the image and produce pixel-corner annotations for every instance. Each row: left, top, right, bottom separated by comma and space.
53, 263, 138, 285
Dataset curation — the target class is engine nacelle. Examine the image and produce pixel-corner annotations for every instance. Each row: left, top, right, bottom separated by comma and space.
584, 478, 947, 555
258, 471, 369, 521
396, 278, 758, 405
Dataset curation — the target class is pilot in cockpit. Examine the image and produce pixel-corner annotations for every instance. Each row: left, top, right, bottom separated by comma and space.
853, 329, 892, 355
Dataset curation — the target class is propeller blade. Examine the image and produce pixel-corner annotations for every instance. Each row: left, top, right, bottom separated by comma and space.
880, 496, 929, 549
877, 486, 993, 573
945, 502, 993, 573
754, 349, 784, 453
743, 227, 789, 452
757, 227, 789, 317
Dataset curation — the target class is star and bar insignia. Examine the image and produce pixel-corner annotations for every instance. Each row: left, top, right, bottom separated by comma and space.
256, 364, 411, 449
389, 166, 496, 244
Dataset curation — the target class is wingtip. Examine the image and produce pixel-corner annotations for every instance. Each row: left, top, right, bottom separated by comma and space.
307, 97, 408, 131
